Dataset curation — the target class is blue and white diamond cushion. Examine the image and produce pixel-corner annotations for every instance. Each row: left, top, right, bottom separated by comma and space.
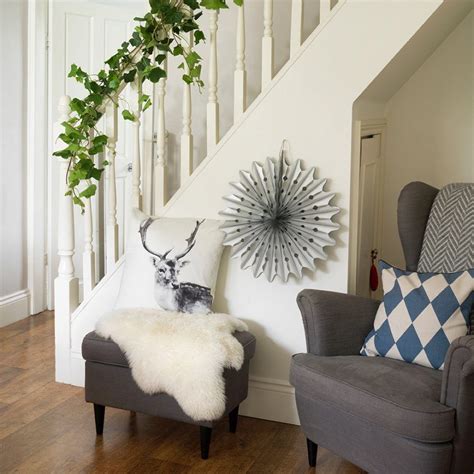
361, 261, 474, 370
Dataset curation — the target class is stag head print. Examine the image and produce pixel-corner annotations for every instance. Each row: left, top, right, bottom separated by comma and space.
139, 218, 213, 314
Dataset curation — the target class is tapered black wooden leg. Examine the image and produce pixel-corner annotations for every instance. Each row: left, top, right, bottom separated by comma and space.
229, 405, 239, 433
94, 404, 105, 435
306, 438, 318, 467
200, 426, 212, 460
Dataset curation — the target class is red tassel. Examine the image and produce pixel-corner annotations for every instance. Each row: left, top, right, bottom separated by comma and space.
370, 263, 379, 292
370, 249, 379, 292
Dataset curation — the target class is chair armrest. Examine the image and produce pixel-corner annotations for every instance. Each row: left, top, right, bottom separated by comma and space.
440, 336, 474, 473
297, 289, 380, 356
441, 336, 474, 407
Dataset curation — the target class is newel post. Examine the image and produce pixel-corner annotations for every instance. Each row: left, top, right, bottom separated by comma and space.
54, 95, 79, 383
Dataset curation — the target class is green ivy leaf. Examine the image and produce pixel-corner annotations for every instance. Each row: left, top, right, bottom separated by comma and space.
184, 0, 200, 8
73, 196, 85, 208
122, 110, 136, 122
200, 0, 228, 9
194, 30, 205, 44
148, 67, 166, 83
88, 144, 105, 155
123, 69, 137, 83
93, 135, 108, 146
90, 168, 103, 180
68, 64, 78, 77
80, 184, 97, 198
185, 51, 201, 69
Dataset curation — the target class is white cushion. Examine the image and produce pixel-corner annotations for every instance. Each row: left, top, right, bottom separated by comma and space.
115, 209, 224, 314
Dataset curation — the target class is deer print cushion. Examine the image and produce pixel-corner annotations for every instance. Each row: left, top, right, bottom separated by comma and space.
115, 209, 225, 314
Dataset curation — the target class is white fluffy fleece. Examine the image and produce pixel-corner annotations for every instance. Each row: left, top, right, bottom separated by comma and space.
95, 308, 248, 421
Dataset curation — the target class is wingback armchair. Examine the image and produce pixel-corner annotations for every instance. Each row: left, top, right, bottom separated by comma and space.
290, 182, 474, 474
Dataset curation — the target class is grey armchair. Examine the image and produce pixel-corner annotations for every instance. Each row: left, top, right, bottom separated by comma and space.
290, 182, 474, 474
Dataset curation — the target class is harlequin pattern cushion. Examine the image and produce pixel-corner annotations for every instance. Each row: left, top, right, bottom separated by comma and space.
361, 261, 474, 370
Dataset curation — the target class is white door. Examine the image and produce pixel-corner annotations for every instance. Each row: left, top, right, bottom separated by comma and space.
356, 134, 382, 299
48, 1, 144, 307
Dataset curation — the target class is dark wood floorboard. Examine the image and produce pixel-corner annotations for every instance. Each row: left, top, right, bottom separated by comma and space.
0, 312, 363, 473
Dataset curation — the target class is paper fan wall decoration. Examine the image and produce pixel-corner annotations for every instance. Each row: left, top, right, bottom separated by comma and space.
220, 142, 340, 282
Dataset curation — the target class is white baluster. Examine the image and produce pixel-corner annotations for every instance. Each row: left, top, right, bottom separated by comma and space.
181, 33, 193, 184
82, 129, 96, 297
54, 95, 79, 382
207, 10, 219, 152
290, 0, 303, 58
234, 3, 246, 122
320, 0, 331, 24
141, 68, 155, 215
82, 197, 96, 297
154, 55, 167, 213
105, 102, 118, 272
261, 0, 273, 89
132, 78, 142, 209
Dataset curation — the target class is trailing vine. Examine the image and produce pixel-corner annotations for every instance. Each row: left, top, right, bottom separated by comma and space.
54, 0, 242, 209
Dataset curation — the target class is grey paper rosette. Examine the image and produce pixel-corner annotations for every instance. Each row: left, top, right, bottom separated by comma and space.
220, 145, 340, 282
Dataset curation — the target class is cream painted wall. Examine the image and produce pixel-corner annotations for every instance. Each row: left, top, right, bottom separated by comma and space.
0, 1, 28, 299
381, 11, 474, 269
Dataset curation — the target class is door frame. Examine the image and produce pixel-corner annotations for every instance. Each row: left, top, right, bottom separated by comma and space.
26, 0, 49, 314
348, 118, 386, 295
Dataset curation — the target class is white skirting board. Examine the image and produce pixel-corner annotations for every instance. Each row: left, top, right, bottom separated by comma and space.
67, 352, 300, 425
0, 289, 30, 328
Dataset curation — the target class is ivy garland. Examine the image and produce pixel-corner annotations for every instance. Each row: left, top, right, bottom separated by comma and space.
54, 0, 241, 210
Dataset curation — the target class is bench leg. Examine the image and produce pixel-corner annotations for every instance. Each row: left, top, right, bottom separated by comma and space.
229, 405, 239, 433
200, 426, 212, 460
94, 404, 105, 435
306, 438, 318, 467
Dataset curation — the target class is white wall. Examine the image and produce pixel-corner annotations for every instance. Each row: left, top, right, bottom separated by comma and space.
381, 11, 474, 268
0, 1, 30, 326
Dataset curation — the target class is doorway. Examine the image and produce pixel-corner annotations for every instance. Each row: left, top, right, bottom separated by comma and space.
349, 120, 386, 299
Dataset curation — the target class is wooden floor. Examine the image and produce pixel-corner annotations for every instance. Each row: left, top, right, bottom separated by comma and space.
0, 312, 363, 473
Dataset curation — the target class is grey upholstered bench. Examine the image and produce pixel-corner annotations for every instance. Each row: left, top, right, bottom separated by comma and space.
82, 330, 256, 459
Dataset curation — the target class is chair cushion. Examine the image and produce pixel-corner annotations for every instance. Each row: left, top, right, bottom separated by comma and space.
360, 261, 473, 370
290, 353, 455, 443
82, 330, 256, 368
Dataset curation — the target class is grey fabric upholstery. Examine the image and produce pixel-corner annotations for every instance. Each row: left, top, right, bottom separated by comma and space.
441, 336, 474, 474
291, 181, 474, 474
297, 290, 380, 356
294, 390, 453, 474
290, 354, 454, 443
84, 360, 250, 427
397, 181, 438, 271
82, 330, 256, 427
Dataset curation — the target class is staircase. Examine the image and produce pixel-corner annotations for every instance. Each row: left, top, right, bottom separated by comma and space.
54, 0, 445, 424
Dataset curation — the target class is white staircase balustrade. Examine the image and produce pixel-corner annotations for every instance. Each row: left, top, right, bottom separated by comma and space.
54, 95, 79, 382
131, 78, 142, 210
290, 0, 303, 58
82, 194, 96, 298
154, 54, 167, 213
207, 10, 219, 152
105, 102, 119, 272
234, 3, 246, 122
180, 33, 194, 185
261, 0, 274, 89
320, 0, 332, 24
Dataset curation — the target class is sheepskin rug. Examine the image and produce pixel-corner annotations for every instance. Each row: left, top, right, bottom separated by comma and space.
95, 308, 248, 421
